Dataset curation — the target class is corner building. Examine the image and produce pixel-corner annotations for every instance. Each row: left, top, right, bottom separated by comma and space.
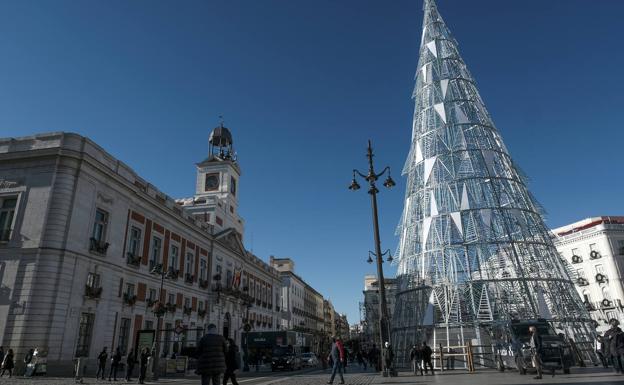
0, 130, 280, 375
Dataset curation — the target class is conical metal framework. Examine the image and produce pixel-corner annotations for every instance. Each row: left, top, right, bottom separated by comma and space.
392, 0, 596, 367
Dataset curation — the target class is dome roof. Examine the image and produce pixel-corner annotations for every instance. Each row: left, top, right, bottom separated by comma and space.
209, 124, 233, 147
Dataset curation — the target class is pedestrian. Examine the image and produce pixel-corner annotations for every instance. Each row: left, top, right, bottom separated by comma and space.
223, 338, 240, 385
422, 342, 434, 375
529, 326, 543, 379
615, 325, 624, 375
369, 344, 380, 372
605, 319, 624, 373
446, 347, 456, 370
196, 323, 226, 385
0, 348, 14, 377
383, 342, 394, 376
138, 348, 150, 384
326, 337, 345, 385
125, 348, 137, 381
336, 338, 346, 373
596, 335, 608, 368
409, 344, 423, 375
23, 348, 34, 377
356, 351, 366, 370
96, 347, 108, 380
109, 347, 122, 381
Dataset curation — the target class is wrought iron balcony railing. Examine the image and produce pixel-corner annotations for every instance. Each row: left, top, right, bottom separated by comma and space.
89, 237, 109, 254
126, 252, 141, 267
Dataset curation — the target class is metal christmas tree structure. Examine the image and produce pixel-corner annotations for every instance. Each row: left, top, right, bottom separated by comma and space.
392, 0, 596, 366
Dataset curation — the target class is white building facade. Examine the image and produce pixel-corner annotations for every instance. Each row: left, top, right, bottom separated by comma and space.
553, 216, 624, 334
0, 131, 280, 375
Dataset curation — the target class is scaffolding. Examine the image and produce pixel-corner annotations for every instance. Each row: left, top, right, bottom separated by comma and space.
392, 0, 596, 368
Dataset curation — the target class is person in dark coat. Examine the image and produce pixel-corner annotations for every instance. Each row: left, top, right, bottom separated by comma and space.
125, 348, 137, 381
23, 349, 35, 377
596, 335, 608, 368
0, 349, 14, 377
327, 337, 345, 384
383, 342, 394, 376
96, 347, 108, 380
138, 348, 150, 384
109, 347, 122, 381
422, 342, 434, 375
223, 338, 240, 385
409, 344, 423, 375
529, 326, 543, 379
605, 319, 624, 373
196, 323, 226, 385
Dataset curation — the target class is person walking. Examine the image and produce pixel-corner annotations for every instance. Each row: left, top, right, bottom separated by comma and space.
327, 337, 345, 385
529, 326, 543, 379
409, 344, 423, 375
223, 338, 240, 385
96, 347, 108, 380
422, 342, 434, 375
196, 323, 226, 385
383, 342, 394, 376
138, 348, 150, 384
605, 319, 624, 373
596, 335, 608, 368
125, 348, 137, 381
23, 348, 34, 377
0, 348, 14, 377
615, 325, 624, 375
109, 347, 122, 381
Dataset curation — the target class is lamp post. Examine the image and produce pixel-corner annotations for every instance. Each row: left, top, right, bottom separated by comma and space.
348, 139, 395, 374
150, 263, 175, 381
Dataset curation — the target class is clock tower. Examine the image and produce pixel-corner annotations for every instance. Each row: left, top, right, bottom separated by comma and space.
182, 122, 244, 235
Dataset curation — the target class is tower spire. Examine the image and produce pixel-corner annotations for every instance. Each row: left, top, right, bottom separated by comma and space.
392, 0, 595, 366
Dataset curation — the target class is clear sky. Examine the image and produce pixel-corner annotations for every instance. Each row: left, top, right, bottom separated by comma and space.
1, 0, 623, 325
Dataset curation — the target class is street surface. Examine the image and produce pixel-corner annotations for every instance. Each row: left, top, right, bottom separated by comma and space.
0, 367, 622, 385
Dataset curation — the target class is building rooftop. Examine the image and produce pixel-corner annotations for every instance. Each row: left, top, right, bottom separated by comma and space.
552, 216, 624, 237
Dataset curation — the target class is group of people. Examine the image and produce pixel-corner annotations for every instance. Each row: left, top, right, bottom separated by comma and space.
408, 342, 434, 375
596, 318, 624, 374
195, 323, 241, 385
0, 346, 39, 377
95, 346, 151, 383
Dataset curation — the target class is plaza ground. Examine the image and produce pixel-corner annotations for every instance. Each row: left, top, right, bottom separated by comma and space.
1, 366, 623, 385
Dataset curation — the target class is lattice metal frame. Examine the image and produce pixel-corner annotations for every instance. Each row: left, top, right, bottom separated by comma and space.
392, 0, 596, 367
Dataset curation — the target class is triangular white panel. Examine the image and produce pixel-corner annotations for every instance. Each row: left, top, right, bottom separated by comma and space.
424, 157, 436, 183
460, 183, 470, 210
421, 63, 429, 83
434, 103, 447, 123
440, 79, 449, 99
422, 217, 433, 248
426, 41, 438, 58
415, 140, 423, 163
483, 150, 496, 175
454, 104, 469, 124
481, 209, 492, 228
430, 190, 438, 216
450, 211, 463, 236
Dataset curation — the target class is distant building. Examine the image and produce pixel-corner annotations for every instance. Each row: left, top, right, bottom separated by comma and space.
552, 216, 624, 333
361, 275, 397, 348
323, 299, 336, 337
334, 312, 349, 340
0, 130, 280, 375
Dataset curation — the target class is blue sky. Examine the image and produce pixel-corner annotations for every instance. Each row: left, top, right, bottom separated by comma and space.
1, 0, 623, 325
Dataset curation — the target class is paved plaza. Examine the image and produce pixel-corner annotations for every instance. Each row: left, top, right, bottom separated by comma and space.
1, 367, 623, 385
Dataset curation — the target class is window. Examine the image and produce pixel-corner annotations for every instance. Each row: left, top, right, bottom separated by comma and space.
571, 248, 579, 256
128, 226, 142, 256
226, 270, 233, 288
200, 259, 207, 280
0, 197, 17, 242
198, 301, 204, 312
168, 293, 175, 304
126, 283, 135, 296
185, 252, 194, 278
184, 297, 190, 309
92, 208, 108, 242
595, 264, 605, 275
216, 265, 222, 279
86, 272, 100, 288
150, 237, 162, 270
170, 245, 179, 270
148, 288, 157, 302
75, 312, 95, 357
230, 176, 237, 196
589, 243, 597, 251
118, 318, 131, 355
145, 320, 154, 331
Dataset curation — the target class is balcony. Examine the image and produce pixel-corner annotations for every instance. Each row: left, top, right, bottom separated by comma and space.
149, 261, 162, 274
185, 274, 194, 284
85, 285, 102, 299
166, 269, 179, 280
183, 306, 192, 316
576, 277, 589, 286
198, 309, 207, 318
89, 238, 109, 255
199, 278, 209, 289
123, 293, 137, 306
152, 301, 167, 317
146, 298, 157, 308
166, 303, 177, 313
126, 252, 141, 267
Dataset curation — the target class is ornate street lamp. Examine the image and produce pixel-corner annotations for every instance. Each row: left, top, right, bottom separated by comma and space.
348, 139, 395, 375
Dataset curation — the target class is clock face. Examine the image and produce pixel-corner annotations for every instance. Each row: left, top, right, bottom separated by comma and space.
204, 173, 220, 191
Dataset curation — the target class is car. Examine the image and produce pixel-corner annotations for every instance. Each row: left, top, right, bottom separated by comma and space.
271, 347, 303, 371
301, 352, 319, 367
497, 319, 573, 375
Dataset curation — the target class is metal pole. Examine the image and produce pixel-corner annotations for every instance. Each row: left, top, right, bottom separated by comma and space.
366, 140, 391, 374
